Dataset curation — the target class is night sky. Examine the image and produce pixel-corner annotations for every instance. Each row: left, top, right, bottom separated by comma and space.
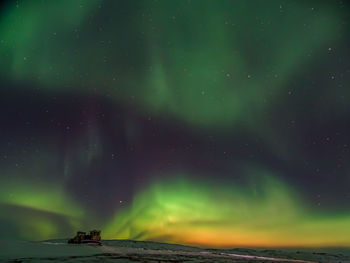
1, 0, 350, 247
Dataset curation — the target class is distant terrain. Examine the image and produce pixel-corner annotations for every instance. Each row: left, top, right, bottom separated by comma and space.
1, 239, 350, 262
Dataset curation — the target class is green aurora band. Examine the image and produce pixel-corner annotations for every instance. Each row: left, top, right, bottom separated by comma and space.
0, 0, 344, 128
104, 175, 350, 247
0, 178, 83, 240
2, 173, 350, 246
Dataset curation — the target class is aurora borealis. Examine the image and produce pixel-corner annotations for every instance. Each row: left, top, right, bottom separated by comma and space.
104, 176, 350, 247
1, 0, 350, 247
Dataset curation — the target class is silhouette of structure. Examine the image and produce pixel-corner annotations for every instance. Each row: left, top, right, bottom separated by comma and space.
68, 230, 101, 245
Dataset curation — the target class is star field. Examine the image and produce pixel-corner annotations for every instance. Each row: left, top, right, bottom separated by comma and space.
0, 0, 350, 247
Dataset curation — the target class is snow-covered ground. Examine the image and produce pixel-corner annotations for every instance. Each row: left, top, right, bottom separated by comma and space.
1, 239, 349, 262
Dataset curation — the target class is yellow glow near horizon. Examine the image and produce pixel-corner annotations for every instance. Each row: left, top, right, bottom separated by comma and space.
104, 176, 350, 248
